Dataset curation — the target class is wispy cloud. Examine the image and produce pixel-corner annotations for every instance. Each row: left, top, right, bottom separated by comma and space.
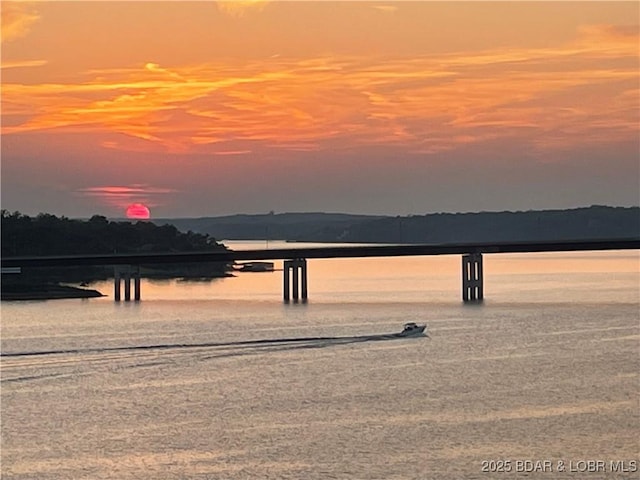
216, 0, 269, 18
210, 150, 252, 156
371, 5, 398, 14
2, 24, 638, 157
1, 2, 40, 43
0, 59, 47, 69
76, 185, 178, 209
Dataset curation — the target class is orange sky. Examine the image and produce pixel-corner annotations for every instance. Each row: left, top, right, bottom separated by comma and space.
1, 1, 639, 217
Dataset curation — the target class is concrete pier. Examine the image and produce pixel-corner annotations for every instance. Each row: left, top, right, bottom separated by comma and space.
283, 258, 308, 302
124, 269, 131, 301
462, 253, 483, 302
114, 266, 141, 302
114, 268, 121, 301
134, 269, 141, 301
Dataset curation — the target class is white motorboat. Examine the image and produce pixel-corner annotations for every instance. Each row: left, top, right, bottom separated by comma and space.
398, 322, 427, 337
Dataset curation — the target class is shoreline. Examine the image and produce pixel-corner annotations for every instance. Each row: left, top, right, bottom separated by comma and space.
1, 284, 105, 301
1, 273, 234, 301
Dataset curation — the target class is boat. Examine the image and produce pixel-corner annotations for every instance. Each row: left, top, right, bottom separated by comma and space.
234, 261, 275, 272
397, 322, 427, 337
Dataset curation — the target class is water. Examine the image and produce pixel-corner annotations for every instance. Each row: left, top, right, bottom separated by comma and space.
1, 246, 638, 479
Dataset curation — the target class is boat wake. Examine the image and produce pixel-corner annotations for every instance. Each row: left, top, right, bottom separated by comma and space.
1, 331, 426, 359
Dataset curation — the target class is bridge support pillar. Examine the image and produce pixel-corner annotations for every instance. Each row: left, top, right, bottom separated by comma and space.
124, 268, 131, 301
134, 266, 141, 301
462, 253, 483, 302
114, 267, 121, 301
114, 266, 141, 302
283, 258, 307, 302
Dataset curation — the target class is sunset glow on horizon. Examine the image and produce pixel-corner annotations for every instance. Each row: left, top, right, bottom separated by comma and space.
1, 1, 638, 218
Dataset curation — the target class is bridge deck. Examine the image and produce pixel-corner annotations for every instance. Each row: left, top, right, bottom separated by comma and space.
2, 239, 638, 268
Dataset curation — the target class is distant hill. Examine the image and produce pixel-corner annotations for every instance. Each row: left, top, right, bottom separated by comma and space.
152, 212, 384, 242
153, 206, 639, 244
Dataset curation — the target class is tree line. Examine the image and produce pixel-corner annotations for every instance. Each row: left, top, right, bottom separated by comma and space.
1, 211, 231, 285
1, 210, 228, 256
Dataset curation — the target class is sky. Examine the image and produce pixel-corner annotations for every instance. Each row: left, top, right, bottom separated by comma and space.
1, 1, 639, 219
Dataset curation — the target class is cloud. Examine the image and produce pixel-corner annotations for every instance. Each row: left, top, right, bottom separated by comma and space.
216, 0, 269, 18
1, 3, 40, 43
372, 5, 398, 14
210, 150, 252, 156
2, 24, 638, 158
77, 185, 178, 209
0, 59, 47, 69
577, 24, 639, 46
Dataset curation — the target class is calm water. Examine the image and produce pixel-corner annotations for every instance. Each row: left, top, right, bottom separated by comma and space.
1, 245, 639, 479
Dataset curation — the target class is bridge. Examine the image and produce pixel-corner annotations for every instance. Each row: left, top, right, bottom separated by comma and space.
2, 238, 638, 302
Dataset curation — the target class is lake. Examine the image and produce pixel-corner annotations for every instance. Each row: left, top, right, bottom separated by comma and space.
1, 244, 638, 479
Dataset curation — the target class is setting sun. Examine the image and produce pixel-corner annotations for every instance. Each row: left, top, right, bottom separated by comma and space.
125, 203, 151, 220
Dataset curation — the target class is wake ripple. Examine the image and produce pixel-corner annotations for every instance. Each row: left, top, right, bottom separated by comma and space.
1, 332, 426, 359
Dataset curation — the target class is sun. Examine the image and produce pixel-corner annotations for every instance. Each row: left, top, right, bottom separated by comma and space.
125, 203, 151, 220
